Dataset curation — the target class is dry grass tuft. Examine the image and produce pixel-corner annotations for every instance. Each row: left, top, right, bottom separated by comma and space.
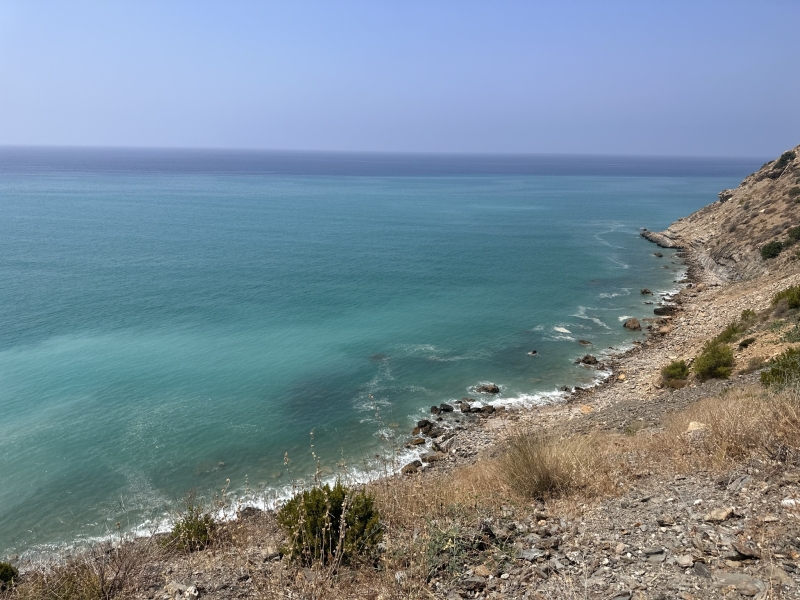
8, 537, 165, 600
499, 431, 611, 500
661, 385, 800, 468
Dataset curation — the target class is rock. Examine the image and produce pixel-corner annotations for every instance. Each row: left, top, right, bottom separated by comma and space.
559, 386, 570, 392
473, 565, 491, 578
517, 548, 545, 561
653, 252, 663, 257
578, 339, 592, 345
184, 586, 199, 600
416, 419, 432, 429
480, 405, 495, 414
713, 573, 765, 596
654, 305, 678, 316
439, 403, 454, 412
732, 541, 761, 559
656, 515, 675, 527
459, 577, 486, 592
460, 400, 471, 412
676, 554, 694, 568
421, 452, 447, 463
579, 354, 598, 365
641, 288, 653, 294
623, 318, 641, 331
686, 421, 707, 434
401, 460, 422, 474
718, 189, 735, 203
693, 562, 711, 578
696, 283, 707, 292
409, 437, 426, 446
476, 383, 500, 394
430, 405, 441, 415
704, 507, 734, 522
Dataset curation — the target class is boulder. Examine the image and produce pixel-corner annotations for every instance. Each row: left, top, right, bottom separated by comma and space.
480, 405, 496, 414
653, 252, 663, 257
401, 460, 422, 475
430, 405, 441, 415
578, 354, 598, 365
416, 419, 432, 429
409, 437, 426, 446
460, 401, 471, 413
654, 305, 678, 316
439, 403, 454, 412
578, 339, 592, 345
623, 318, 641, 331
640, 288, 652, 295
476, 383, 500, 394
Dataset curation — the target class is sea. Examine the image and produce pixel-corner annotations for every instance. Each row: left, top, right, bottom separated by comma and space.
0, 147, 761, 558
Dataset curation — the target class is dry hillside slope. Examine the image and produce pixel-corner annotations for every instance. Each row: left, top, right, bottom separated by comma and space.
642, 144, 800, 283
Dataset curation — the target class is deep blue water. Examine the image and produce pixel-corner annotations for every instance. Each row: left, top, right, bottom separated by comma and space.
0, 148, 760, 556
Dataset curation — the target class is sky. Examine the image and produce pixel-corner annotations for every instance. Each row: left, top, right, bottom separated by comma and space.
0, 1, 798, 157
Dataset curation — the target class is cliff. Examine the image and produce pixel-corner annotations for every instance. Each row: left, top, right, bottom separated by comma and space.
642, 145, 800, 283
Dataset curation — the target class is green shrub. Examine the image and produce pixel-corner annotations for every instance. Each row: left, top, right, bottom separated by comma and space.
775, 150, 797, 171
760, 347, 800, 388
738, 337, 757, 349
790, 187, 800, 199
167, 491, 215, 552
277, 481, 381, 566
773, 285, 800, 309
788, 226, 800, 241
741, 309, 757, 322
661, 359, 689, 382
0, 562, 18, 586
716, 321, 746, 344
693, 341, 734, 381
761, 241, 784, 260
783, 326, 800, 343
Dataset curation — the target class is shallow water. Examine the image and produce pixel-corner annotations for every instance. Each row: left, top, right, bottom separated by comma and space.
0, 149, 759, 555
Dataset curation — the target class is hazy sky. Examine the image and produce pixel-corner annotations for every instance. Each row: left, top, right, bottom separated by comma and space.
1, 1, 798, 156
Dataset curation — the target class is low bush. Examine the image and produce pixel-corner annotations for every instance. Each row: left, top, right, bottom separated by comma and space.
741, 309, 757, 322
775, 150, 797, 171
761, 348, 800, 388
277, 481, 381, 566
789, 187, 800, 200
738, 337, 756, 349
773, 285, 800, 309
661, 359, 689, 387
167, 491, 215, 552
716, 322, 745, 344
761, 241, 784, 260
693, 341, 734, 381
500, 432, 608, 499
0, 562, 18, 587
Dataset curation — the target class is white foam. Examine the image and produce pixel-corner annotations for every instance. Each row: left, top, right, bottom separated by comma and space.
553, 326, 571, 334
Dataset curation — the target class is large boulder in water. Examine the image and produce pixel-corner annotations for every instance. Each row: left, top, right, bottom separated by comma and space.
623, 318, 641, 331
654, 305, 678, 316
476, 383, 500, 394
578, 355, 598, 365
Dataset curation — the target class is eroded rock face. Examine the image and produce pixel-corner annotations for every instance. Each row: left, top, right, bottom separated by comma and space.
641, 145, 800, 283
623, 318, 641, 331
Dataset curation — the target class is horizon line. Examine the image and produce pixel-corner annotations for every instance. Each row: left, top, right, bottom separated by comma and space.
0, 143, 773, 162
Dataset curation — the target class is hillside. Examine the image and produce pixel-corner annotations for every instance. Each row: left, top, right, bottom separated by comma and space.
642, 145, 800, 283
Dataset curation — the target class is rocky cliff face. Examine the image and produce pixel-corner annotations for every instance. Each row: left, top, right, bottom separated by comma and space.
642, 144, 800, 283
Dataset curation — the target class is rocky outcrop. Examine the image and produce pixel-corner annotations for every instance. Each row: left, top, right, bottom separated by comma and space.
640, 229, 681, 248
641, 145, 800, 283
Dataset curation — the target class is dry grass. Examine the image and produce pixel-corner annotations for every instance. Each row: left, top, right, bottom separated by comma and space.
659, 385, 800, 468
6, 537, 165, 600
498, 431, 612, 500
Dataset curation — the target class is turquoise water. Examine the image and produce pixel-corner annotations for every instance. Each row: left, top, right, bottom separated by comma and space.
0, 149, 758, 556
